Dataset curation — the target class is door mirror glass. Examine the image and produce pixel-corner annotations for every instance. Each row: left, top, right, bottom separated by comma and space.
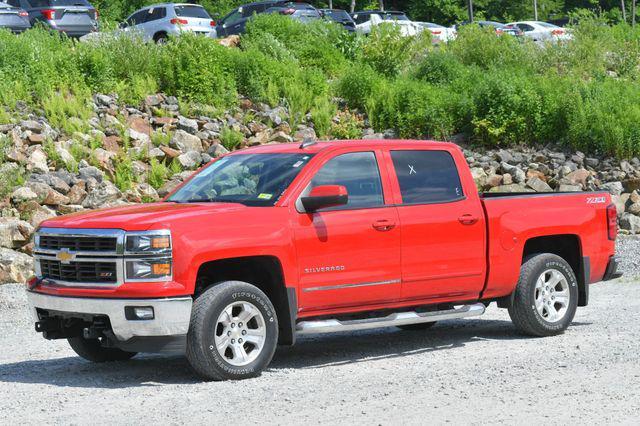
301, 185, 348, 212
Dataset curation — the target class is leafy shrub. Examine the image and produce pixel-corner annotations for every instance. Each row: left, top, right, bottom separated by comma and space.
335, 64, 384, 111
148, 158, 168, 189
311, 97, 336, 139
330, 111, 363, 140
219, 127, 244, 151
359, 23, 432, 77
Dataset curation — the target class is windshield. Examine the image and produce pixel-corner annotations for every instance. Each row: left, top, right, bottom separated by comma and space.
174, 5, 211, 19
382, 12, 409, 21
167, 153, 314, 206
538, 22, 559, 28
323, 10, 351, 21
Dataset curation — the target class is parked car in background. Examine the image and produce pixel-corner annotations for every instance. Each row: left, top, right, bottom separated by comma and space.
264, 2, 320, 23
8, 0, 97, 37
213, 0, 287, 38
0, 1, 30, 33
416, 22, 456, 43
351, 10, 421, 36
458, 20, 522, 36
507, 21, 572, 42
119, 3, 215, 43
319, 8, 355, 31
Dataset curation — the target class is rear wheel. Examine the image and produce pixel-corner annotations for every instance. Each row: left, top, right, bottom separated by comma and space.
68, 337, 137, 362
154, 32, 168, 44
397, 321, 437, 331
186, 281, 278, 381
508, 253, 578, 337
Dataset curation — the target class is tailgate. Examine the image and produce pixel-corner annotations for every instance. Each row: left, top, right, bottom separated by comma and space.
0, 9, 27, 27
53, 6, 94, 31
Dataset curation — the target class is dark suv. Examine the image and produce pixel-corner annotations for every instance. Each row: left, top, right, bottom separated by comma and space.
214, 0, 287, 37
8, 0, 97, 37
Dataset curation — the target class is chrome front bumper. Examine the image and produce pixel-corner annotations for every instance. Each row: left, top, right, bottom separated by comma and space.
27, 291, 192, 341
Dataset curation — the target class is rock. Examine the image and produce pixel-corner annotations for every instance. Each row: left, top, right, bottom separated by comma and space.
177, 151, 202, 169
25, 182, 50, 203
502, 173, 513, 185
0, 248, 33, 284
622, 178, 640, 193
561, 169, 590, 188
126, 127, 151, 144
31, 174, 70, 194
0, 218, 34, 249
28, 204, 56, 228
557, 184, 582, 192
157, 178, 182, 198
627, 202, 640, 216
57, 204, 84, 215
294, 127, 317, 141
177, 116, 199, 134
170, 130, 202, 153
620, 213, 640, 234
92, 148, 116, 171
145, 94, 165, 107
160, 145, 181, 158
27, 149, 48, 174
496, 149, 513, 163
601, 181, 624, 196
128, 117, 151, 135
54, 144, 74, 165
630, 191, 640, 204
486, 174, 503, 188
152, 117, 177, 127
470, 167, 487, 190
527, 177, 552, 192
500, 162, 526, 184
20, 120, 43, 133
488, 184, 532, 193
102, 135, 121, 153
95, 94, 115, 107
82, 181, 122, 209
149, 147, 166, 160
269, 131, 293, 143
611, 194, 628, 216
526, 169, 547, 181
26, 133, 44, 145
43, 189, 70, 206
10, 187, 38, 204
585, 157, 599, 168
78, 166, 104, 183
207, 143, 229, 158
67, 182, 88, 204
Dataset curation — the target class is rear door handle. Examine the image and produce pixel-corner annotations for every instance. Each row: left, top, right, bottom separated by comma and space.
372, 219, 396, 232
458, 214, 479, 225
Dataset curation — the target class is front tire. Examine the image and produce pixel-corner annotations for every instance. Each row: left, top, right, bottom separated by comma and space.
68, 337, 137, 362
186, 281, 279, 381
508, 253, 578, 337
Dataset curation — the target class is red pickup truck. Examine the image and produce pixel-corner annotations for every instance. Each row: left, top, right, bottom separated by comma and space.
27, 140, 621, 380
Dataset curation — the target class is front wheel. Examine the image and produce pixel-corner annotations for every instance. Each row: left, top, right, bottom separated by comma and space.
186, 281, 279, 381
508, 253, 578, 337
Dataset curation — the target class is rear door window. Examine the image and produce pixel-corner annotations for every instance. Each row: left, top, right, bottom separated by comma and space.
391, 150, 464, 204
147, 7, 166, 22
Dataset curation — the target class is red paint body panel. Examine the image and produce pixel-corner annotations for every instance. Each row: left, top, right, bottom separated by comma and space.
33, 140, 616, 320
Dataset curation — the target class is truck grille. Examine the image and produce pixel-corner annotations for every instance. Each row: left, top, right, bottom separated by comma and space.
39, 259, 118, 284
39, 235, 118, 252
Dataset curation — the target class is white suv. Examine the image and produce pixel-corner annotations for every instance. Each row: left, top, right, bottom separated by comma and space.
120, 3, 215, 43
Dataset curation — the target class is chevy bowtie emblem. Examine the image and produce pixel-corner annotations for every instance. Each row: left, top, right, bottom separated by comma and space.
56, 249, 76, 264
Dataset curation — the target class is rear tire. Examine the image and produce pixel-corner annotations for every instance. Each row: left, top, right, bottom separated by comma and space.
397, 321, 437, 331
68, 337, 137, 363
508, 253, 578, 337
154, 32, 168, 44
186, 281, 279, 381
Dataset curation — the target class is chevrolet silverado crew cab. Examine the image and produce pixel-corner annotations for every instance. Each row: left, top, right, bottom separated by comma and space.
27, 140, 621, 381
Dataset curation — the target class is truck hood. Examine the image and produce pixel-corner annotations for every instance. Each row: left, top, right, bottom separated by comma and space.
39, 202, 247, 231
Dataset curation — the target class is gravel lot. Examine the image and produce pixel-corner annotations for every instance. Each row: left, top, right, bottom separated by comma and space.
1, 238, 639, 425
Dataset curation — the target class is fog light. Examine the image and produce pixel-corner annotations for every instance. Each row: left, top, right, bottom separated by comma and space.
125, 306, 155, 321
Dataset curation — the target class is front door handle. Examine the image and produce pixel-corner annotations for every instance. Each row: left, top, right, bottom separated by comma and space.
458, 214, 479, 225
372, 219, 396, 232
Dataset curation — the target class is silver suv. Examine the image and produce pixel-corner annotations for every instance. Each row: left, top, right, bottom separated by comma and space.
120, 3, 214, 43
8, 0, 97, 37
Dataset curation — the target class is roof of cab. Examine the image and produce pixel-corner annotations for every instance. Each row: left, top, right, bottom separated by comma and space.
229, 139, 460, 155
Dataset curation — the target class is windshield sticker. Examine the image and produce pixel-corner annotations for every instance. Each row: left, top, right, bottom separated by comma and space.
293, 161, 304, 168
258, 193, 273, 200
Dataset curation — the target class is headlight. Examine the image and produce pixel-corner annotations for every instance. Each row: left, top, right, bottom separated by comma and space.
126, 259, 172, 280
125, 231, 171, 254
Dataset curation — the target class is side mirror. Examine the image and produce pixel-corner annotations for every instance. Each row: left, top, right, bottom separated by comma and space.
301, 185, 348, 212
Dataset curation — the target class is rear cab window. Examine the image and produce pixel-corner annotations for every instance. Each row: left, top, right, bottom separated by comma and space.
390, 150, 464, 204
174, 5, 211, 19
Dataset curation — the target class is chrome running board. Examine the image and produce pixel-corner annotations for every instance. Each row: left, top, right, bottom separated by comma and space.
296, 303, 485, 335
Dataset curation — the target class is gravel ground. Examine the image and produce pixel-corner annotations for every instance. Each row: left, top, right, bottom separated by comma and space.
1, 239, 639, 425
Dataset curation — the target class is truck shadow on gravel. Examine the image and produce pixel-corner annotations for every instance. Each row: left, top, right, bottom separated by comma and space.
0, 319, 590, 387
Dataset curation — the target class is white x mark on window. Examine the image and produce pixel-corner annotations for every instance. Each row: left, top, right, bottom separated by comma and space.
408, 165, 416, 175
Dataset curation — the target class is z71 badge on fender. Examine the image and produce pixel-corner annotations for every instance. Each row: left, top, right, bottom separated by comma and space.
587, 196, 606, 204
